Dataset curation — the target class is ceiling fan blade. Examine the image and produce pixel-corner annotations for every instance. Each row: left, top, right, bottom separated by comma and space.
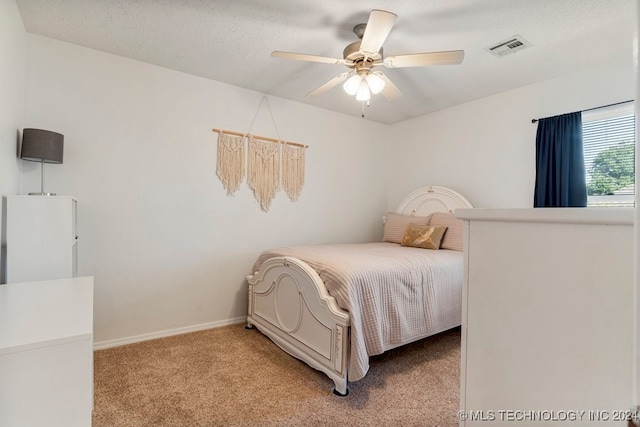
384, 50, 465, 68
306, 72, 350, 97
271, 51, 345, 65
374, 72, 402, 100
359, 10, 398, 56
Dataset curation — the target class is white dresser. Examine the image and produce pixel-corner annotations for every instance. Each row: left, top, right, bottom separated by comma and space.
4, 195, 78, 283
456, 208, 634, 426
0, 276, 94, 427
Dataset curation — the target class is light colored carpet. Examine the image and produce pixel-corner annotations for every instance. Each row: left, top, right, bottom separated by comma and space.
92, 324, 461, 426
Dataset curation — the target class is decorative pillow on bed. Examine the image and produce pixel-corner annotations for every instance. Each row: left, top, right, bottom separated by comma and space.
401, 224, 448, 250
429, 212, 464, 251
383, 212, 431, 244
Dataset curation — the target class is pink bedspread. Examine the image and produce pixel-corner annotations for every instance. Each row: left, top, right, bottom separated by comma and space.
252, 242, 463, 381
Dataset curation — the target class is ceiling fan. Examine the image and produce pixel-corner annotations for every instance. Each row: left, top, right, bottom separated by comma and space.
271, 9, 465, 103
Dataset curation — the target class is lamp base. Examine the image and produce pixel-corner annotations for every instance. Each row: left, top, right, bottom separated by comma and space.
28, 192, 56, 196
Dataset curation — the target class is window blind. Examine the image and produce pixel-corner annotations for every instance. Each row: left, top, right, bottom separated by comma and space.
582, 109, 635, 206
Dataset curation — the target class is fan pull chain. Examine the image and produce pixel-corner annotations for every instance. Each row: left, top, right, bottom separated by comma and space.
360, 99, 371, 118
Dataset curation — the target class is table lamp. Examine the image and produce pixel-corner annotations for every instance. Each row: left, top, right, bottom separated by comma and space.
20, 128, 64, 196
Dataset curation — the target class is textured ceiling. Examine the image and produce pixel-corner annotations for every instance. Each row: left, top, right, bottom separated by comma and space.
15, 0, 636, 124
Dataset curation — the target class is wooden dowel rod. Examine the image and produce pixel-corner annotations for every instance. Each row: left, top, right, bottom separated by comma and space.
212, 128, 308, 148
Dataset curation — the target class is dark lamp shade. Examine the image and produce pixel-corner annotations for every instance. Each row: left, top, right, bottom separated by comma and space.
20, 128, 64, 164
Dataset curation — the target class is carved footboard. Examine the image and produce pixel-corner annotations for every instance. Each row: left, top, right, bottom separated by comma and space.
246, 256, 351, 396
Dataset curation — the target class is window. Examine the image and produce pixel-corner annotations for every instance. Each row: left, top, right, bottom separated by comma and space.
582, 102, 635, 207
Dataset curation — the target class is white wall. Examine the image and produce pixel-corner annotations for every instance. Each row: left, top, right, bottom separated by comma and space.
23, 35, 389, 345
0, 0, 26, 282
386, 58, 635, 210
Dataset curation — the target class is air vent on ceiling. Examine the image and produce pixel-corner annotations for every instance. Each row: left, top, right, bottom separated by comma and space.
485, 35, 531, 57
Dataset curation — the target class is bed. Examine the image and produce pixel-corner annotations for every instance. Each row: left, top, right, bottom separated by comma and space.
246, 186, 473, 396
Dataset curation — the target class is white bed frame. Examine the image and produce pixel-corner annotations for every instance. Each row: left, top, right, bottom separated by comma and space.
246, 186, 473, 396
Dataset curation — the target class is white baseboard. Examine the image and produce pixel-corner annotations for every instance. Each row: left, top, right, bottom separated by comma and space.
93, 317, 247, 350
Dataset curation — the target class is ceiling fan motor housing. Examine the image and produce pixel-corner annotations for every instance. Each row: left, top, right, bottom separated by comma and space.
343, 41, 383, 64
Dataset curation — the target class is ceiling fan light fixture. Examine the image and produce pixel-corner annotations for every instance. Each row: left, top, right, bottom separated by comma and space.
355, 80, 371, 101
366, 73, 385, 94
343, 74, 361, 95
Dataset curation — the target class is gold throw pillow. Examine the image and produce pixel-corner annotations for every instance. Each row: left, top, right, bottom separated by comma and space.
401, 225, 448, 250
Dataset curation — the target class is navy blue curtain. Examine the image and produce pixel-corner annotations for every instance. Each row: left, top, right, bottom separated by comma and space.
533, 112, 587, 207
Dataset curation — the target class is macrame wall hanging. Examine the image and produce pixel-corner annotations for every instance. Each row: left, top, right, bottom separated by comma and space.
247, 136, 280, 211
282, 144, 305, 202
216, 132, 245, 196
213, 97, 308, 212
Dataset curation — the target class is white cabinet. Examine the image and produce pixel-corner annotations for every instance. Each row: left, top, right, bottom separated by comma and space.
456, 208, 634, 426
0, 276, 94, 427
5, 195, 77, 284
